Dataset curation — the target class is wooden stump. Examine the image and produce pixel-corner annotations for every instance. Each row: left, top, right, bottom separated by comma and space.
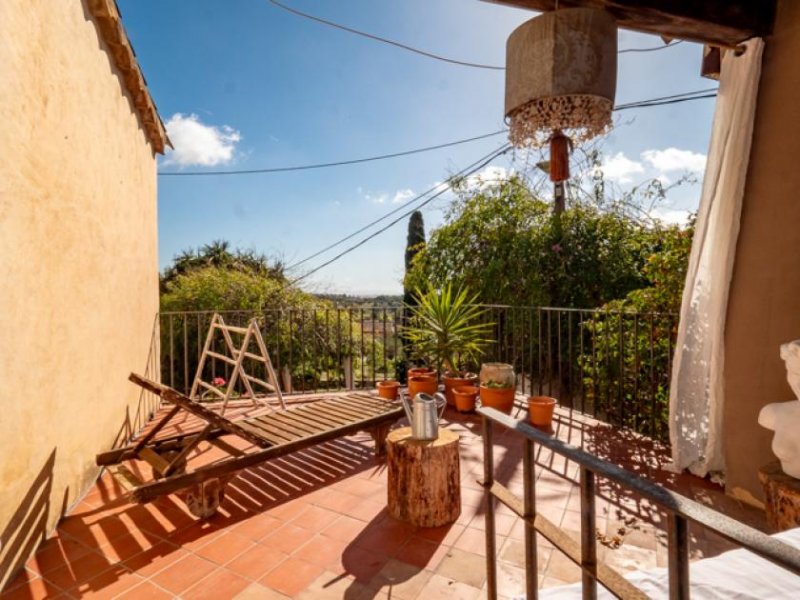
759, 461, 800, 532
386, 427, 460, 527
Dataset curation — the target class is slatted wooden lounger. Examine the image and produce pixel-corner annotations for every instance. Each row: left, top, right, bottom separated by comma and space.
96, 373, 403, 518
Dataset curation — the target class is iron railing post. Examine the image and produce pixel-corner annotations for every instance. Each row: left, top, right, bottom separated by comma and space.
580, 467, 597, 600
668, 513, 689, 599
522, 438, 538, 598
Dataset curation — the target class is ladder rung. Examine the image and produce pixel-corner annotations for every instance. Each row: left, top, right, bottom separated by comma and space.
232, 350, 266, 362
138, 447, 170, 475
243, 373, 276, 392
206, 350, 237, 365
213, 323, 249, 334
198, 380, 226, 397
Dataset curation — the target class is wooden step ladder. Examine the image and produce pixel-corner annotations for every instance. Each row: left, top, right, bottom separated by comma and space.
190, 314, 285, 415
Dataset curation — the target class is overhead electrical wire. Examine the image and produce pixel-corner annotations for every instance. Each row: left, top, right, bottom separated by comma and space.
287, 143, 514, 270
288, 143, 513, 285
159, 129, 506, 176
162, 88, 717, 179
286, 89, 718, 280
267, 0, 683, 71
618, 40, 683, 53
267, 0, 504, 71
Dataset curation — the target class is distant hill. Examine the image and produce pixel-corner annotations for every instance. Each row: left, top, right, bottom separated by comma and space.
315, 293, 403, 308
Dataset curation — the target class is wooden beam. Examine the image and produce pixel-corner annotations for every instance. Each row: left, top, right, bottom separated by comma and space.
484, 0, 776, 48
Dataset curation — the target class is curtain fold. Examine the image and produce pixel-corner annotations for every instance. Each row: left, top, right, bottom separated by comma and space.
669, 39, 765, 476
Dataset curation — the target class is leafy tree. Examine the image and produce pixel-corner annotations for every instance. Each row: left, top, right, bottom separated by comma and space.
160, 239, 285, 292
407, 176, 656, 309
580, 218, 694, 440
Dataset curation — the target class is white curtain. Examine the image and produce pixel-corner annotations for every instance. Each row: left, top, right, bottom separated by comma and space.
669, 39, 765, 476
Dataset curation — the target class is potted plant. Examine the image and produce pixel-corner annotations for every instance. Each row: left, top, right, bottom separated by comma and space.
479, 380, 516, 414
402, 284, 493, 405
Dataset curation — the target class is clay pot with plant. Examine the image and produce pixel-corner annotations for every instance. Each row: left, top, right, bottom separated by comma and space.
479, 380, 516, 414
402, 284, 493, 406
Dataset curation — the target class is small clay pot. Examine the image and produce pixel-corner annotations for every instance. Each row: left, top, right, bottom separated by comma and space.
479, 385, 516, 414
443, 372, 478, 406
408, 367, 437, 379
528, 396, 557, 429
453, 385, 479, 413
407, 375, 438, 398
377, 379, 401, 400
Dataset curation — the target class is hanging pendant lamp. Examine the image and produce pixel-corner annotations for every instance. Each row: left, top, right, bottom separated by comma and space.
505, 8, 617, 182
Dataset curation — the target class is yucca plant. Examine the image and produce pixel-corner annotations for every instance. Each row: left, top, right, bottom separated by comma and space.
403, 284, 494, 374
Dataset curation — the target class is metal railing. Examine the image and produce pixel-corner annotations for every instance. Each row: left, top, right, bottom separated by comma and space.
158, 305, 677, 441
478, 406, 800, 599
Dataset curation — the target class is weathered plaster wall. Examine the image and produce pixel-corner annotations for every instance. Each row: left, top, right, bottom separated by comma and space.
0, 0, 159, 585
723, 0, 800, 506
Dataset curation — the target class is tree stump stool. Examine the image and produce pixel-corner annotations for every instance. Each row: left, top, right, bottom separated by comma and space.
759, 461, 800, 532
386, 427, 460, 527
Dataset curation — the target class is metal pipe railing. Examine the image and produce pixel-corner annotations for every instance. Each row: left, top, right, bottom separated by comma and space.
478, 406, 800, 600
156, 304, 677, 441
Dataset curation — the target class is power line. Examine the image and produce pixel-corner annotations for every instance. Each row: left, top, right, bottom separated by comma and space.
617, 93, 717, 110
159, 90, 716, 178
159, 129, 507, 177
267, 0, 504, 71
287, 143, 513, 270
615, 88, 717, 110
286, 89, 718, 281
618, 40, 683, 53
289, 144, 513, 285
268, 0, 683, 72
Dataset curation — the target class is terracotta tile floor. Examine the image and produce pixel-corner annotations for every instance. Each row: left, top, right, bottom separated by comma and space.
2, 398, 766, 599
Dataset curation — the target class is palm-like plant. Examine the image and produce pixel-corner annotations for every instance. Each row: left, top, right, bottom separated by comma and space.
403, 284, 494, 374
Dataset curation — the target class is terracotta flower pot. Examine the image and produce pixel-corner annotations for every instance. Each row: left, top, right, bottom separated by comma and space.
407, 375, 438, 398
377, 379, 401, 401
443, 372, 478, 406
479, 385, 516, 414
453, 385, 479, 413
408, 367, 437, 380
528, 396, 557, 429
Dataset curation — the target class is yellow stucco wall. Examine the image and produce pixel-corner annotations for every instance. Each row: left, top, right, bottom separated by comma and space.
723, 0, 800, 505
0, 0, 159, 584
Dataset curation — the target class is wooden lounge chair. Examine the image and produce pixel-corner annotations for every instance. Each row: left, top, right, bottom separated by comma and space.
97, 373, 403, 518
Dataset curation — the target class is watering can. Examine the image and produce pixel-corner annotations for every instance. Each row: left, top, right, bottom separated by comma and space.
401, 392, 446, 441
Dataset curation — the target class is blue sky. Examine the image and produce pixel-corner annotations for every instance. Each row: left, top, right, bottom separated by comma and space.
119, 0, 716, 295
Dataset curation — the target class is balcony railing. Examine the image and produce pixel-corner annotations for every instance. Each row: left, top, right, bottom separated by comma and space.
158, 305, 677, 442
478, 406, 800, 599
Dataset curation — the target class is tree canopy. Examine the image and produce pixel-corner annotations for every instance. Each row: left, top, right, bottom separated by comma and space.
405, 175, 689, 310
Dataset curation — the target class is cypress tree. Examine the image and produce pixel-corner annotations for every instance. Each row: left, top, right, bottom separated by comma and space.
401, 211, 426, 375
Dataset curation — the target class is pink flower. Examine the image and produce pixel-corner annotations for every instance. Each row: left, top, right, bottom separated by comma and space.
212, 377, 226, 387
551, 243, 562, 253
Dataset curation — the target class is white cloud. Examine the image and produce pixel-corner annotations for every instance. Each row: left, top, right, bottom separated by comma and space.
461, 165, 512, 190
365, 192, 388, 204
392, 189, 415, 204
163, 113, 241, 167
598, 152, 645, 184
642, 148, 706, 174
364, 188, 416, 205
651, 208, 692, 225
